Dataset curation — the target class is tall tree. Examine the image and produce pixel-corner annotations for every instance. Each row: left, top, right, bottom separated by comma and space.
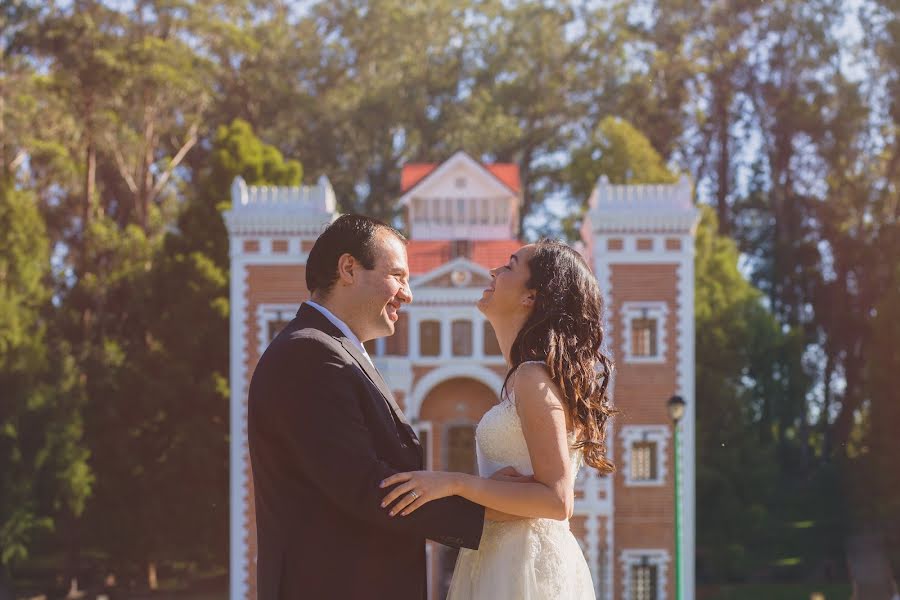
0, 180, 91, 578
78, 119, 302, 581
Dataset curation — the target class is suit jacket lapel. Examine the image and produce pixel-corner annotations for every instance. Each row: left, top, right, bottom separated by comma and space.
338, 338, 422, 461
296, 304, 418, 452
336, 337, 413, 432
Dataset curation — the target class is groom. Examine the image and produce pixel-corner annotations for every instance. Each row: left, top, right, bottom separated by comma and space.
248, 215, 485, 599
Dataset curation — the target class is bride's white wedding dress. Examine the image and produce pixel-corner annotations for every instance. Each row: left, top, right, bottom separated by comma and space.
446, 364, 596, 599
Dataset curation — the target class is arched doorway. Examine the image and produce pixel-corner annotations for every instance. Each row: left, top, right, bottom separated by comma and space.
419, 377, 498, 599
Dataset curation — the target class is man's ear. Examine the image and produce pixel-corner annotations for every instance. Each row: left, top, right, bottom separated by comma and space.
336, 253, 356, 284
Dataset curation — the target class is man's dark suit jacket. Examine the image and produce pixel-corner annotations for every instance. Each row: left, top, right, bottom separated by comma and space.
248, 303, 485, 599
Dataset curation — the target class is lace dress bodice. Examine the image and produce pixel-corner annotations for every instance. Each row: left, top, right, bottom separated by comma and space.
476, 387, 584, 481
447, 362, 596, 599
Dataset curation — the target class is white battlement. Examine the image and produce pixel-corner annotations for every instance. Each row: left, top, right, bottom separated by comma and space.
585, 175, 698, 233
229, 175, 336, 214
224, 175, 339, 236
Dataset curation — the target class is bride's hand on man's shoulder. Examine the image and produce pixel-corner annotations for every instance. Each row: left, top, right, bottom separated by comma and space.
379, 470, 462, 517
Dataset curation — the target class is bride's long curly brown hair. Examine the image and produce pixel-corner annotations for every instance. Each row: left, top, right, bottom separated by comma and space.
501, 240, 616, 475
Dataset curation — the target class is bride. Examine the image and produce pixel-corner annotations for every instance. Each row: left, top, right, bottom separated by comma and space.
380, 240, 616, 599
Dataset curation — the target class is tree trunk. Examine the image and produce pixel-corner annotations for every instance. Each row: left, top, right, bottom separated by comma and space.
82, 90, 97, 236
84, 139, 96, 229
147, 561, 158, 590
714, 78, 732, 236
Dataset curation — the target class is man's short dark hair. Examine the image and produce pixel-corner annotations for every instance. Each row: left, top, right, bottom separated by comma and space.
305, 214, 406, 295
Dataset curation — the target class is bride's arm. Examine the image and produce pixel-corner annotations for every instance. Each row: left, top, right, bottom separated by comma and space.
381, 363, 575, 521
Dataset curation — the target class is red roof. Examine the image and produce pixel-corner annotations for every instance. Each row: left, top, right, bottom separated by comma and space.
485, 164, 521, 193
401, 161, 521, 193
407, 240, 522, 275
401, 164, 437, 192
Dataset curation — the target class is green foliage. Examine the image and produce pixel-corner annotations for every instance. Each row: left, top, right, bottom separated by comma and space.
695, 206, 847, 580
0, 182, 91, 570
76, 118, 305, 568
567, 116, 678, 200
702, 582, 852, 600
695, 205, 780, 579
1, 0, 896, 590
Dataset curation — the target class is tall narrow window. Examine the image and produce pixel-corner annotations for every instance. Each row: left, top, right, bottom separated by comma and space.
419, 320, 441, 357
451, 320, 473, 356
631, 317, 658, 357
480, 198, 490, 224
622, 425, 668, 486
417, 427, 430, 469
630, 559, 658, 600
483, 321, 502, 356
385, 312, 408, 355
630, 441, 658, 481
446, 425, 477, 474
622, 302, 668, 363
268, 319, 291, 342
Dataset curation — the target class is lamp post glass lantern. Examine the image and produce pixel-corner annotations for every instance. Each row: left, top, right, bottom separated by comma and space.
668, 395, 686, 600
667, 394, 686, 423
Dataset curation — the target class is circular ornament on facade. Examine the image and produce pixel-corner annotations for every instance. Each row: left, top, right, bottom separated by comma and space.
450, 269, 472, 287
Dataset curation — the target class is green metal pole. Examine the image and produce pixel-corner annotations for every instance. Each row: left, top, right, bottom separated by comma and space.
674, 422, 683, 600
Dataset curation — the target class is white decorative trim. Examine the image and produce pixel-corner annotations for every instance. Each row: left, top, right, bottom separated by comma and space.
398, 150, 517, 206
409, 287, 489, 304
587, 175, 697, 234
410, 256, 491, 288
407, 364, 504, 421
407, 306, 499, 361
224, 175, 338, 237
414, 420, 434, 469
398, 151, 520, 239
256, 304, 299, 358
606, 508, 614, 600
621, 549, 670, 600
228, 248, 249, 600
621, 301, 669, 364
620, 425, 671, 487
591, 252, 616, 600
676, 243, 697, 600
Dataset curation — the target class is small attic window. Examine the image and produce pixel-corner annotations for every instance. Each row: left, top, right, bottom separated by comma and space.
455, 177, 467, 189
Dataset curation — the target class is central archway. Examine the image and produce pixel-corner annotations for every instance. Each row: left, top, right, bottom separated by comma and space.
418, 377, 499, 600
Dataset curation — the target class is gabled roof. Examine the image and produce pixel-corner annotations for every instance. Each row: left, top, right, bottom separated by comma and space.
400, 151, 521, 194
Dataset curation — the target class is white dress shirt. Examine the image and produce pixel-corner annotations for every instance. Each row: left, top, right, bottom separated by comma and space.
305, 300, 374, 366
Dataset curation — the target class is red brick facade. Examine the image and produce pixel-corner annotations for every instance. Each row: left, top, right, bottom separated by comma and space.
226, 160, 697, 599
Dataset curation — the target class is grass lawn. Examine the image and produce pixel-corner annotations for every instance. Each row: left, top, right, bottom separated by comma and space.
700, 583, 852, 600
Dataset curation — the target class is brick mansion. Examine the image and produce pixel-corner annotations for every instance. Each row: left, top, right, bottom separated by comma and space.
225, 151, 699, 600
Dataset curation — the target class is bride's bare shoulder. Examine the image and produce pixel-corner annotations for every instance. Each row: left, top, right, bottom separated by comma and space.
511, 362, 562, 405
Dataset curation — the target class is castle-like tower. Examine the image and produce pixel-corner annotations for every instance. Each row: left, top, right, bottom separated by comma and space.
225, 153, 698, 599
583, 175, 698, 600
